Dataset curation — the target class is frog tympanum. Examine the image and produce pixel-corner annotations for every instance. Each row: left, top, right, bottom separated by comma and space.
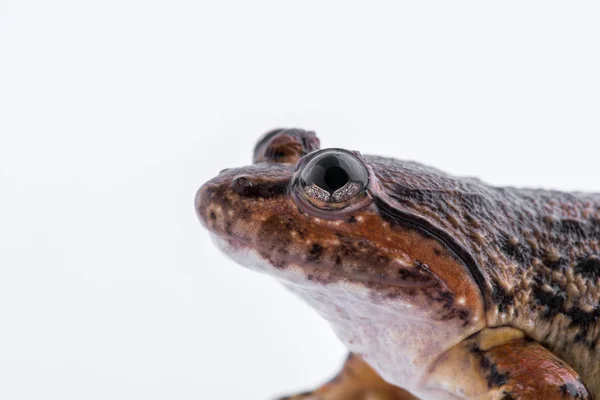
196, 129, 600, 399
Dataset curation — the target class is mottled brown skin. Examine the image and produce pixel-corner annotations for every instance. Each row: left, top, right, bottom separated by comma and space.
368, 155, 600, 395
196, 129, 599, 399
426, 327, 590, 399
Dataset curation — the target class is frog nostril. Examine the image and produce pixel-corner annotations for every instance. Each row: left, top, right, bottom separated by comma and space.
220, 168, 231, 174
234, 176, 253, 188
232, 176, 262, 197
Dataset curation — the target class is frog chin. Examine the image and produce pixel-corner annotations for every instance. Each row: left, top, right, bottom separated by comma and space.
210, 233, 478, 394
208, 234, 311, 284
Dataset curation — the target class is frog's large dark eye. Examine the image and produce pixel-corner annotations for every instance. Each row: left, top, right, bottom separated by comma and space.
298, 149, 369, 206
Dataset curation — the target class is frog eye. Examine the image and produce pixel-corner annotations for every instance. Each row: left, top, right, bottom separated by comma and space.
296, 149, 369, 209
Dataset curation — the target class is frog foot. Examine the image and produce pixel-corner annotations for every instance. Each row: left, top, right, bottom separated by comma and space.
276, 354, 418, 400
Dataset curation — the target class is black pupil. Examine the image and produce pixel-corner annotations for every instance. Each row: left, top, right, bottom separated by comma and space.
323, 166, 348, 192
300, 150, 368, 199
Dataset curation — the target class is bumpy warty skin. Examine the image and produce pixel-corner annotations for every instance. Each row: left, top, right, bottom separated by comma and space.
369, 155, 600, 391
197, 129, 600, 398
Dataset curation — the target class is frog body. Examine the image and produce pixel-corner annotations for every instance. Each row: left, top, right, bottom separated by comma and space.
196, 129, 599, 399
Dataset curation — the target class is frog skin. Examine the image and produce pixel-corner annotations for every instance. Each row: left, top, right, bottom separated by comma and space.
196, 129, 600, 400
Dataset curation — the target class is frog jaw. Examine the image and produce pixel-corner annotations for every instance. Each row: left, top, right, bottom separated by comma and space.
196, 164, 466, 309
209, 232, 485, 394
197, 133, 486, 392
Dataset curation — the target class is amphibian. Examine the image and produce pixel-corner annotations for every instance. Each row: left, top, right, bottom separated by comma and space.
196, 129, 600, 399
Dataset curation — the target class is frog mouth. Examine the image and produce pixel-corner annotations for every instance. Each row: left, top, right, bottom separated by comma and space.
299, 262, 443, 290
211, 234, 442, 291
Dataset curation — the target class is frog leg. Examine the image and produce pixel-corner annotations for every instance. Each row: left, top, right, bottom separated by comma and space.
277, 353, 418, 400
423, 327, 592, 400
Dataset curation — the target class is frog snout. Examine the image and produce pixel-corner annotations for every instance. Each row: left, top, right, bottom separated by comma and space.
195, 174, 249, 233
195, 183, 211, 229
196, 166, 292, 236
195, 180, 224, 231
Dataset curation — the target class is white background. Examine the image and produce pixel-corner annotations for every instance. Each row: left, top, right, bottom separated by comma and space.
1, 2, 599, 399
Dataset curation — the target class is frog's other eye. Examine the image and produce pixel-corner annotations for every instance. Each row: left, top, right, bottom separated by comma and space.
253, 128, 320, 164
296, 149, 370, 210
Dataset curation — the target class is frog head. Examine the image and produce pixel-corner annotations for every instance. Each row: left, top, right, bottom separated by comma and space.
196, 129, 486, 390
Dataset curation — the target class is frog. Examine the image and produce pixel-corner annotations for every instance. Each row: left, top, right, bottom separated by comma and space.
195, 128, 600, 399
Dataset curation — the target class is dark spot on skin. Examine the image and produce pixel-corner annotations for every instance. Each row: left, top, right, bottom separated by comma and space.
224, 221, 233, 236
559, 381, 589, 398
434, 291, 455, 309
553, 218, 588, 238
559, 383, 576, 396
464, 213, 480, 228
209, 211, 216, 220
573, 331, 587, 345
500, 234, 532, 265
542, 253, 568, 270
233, 178, 287, 199
429, 289, 471, 323
532, 281, 566, 318
347, 216, 357, 223
491, 282, 514, 313
578, 377, 586, 385
307, 243, 324, 262
481, 356, 509, 388
574, 255, 600, 280
564, 306, 600, 331
457, 309, 471, 324
394, 262, 438, 287
501, 393, 515, 400
239, 207, 251, 219
259, 215, 296, 254
269, 256, 285, 270
335, 255, 342, 265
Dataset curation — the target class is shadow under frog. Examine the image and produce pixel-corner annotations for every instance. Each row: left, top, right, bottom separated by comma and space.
196, 129, 599, 400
